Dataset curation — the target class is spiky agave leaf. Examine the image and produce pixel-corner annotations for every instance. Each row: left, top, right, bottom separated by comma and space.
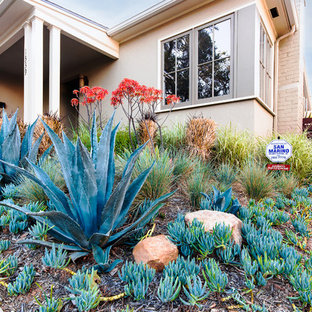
0, 112, 174, 269
0, 110, 42, 183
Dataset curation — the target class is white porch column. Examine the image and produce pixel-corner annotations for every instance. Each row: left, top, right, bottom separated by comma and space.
48, 25, 61, 117
30, 17, 44, 122
23, 22, 32, 124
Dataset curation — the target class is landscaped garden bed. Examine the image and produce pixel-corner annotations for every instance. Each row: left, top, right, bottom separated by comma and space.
0, 81, 312, 312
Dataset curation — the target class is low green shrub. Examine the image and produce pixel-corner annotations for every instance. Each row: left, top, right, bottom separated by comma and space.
115, 127, 138, 155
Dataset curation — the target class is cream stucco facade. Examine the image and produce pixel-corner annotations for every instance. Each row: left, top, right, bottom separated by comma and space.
0, 0, 310, 136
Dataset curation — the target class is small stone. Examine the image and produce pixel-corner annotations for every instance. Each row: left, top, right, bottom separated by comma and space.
133, 234, 178, 272
185, 210, 243, 245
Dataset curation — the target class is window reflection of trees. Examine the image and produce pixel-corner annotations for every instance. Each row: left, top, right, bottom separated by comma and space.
162, 17, 231, 105
198, 20, 230, 99
164, 35, 190, 103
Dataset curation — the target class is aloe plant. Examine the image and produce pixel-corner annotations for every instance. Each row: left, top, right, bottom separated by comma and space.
0, 110, 41, 185
0, 112, 173, 271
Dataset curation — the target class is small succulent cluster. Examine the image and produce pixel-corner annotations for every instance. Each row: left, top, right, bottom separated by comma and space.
239, 199, 290, 227
155, 255, 229, 307
29, 221, 51, 241
0, 254, 18, 277
7, 264, 35, 296
200, 186, 241, 215
164, 256, 201, 286
167, 215, 214, 257
42, 244, 69, 269
202, 258, 228, 292
0, 200, 28, 234
168, 215, 240, 264
0, 240, 10, 253
119, 261, 155, 300
66, 269, 100, 311
235, 188, 312, 309
36, 286, 63, 312
1, 183, 17, 199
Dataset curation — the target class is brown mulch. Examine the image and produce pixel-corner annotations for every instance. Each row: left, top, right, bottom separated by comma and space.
0, 190, 307, 312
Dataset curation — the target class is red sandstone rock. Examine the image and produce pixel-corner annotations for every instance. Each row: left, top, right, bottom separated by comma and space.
132, 234, 179, 272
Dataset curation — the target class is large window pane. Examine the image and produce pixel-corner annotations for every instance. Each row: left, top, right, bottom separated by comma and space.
260, 26, 265, 65
177, 69, 189, 102
198, 26, 213, 64
164, 40, 176, 73
259, 24, 272, 108
164, 72, 176, 96
266, 38, 272, 74
214, 19, 231, 60
198, 63, 212, 99
177, 35, 189, 70
214, 58, 230, 96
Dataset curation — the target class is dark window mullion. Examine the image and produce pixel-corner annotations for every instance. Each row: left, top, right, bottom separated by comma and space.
198, 60, 213, 67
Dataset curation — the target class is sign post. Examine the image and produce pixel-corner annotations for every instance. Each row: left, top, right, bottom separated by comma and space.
266, 138, 292, 171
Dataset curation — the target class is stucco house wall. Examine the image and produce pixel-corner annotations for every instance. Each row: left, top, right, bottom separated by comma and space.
83, 0, 274, 135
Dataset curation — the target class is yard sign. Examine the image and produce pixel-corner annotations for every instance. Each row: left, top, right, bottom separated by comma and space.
266, 139, 292, 171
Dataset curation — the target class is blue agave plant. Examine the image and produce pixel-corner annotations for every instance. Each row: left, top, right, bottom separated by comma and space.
0, 110, 42, 185
200, 186, 241, 215
0, 112, 173, 271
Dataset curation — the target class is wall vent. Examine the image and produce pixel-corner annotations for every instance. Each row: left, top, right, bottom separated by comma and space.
270, 7, 279, 18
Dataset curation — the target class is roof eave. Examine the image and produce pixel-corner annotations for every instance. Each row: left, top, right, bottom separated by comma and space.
107, 0, 184, 37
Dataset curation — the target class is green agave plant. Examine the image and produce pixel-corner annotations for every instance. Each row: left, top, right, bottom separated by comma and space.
0, 110, 42, 184
0, 112, 173, 271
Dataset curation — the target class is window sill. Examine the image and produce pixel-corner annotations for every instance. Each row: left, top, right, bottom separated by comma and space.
157, 96, 275, 116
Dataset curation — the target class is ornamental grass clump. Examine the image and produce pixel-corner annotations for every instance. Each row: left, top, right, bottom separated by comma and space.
161, 123, 187, 152
213, 162, 237, 191
213, 125, 256, 167
183, 160, 213, 208
239, 162, 275, 201
14, 157, 66, 204
186, 116, 216, 160
0, 112, 174, 272
116, 146, 174, 203
274, 172, 299, 197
